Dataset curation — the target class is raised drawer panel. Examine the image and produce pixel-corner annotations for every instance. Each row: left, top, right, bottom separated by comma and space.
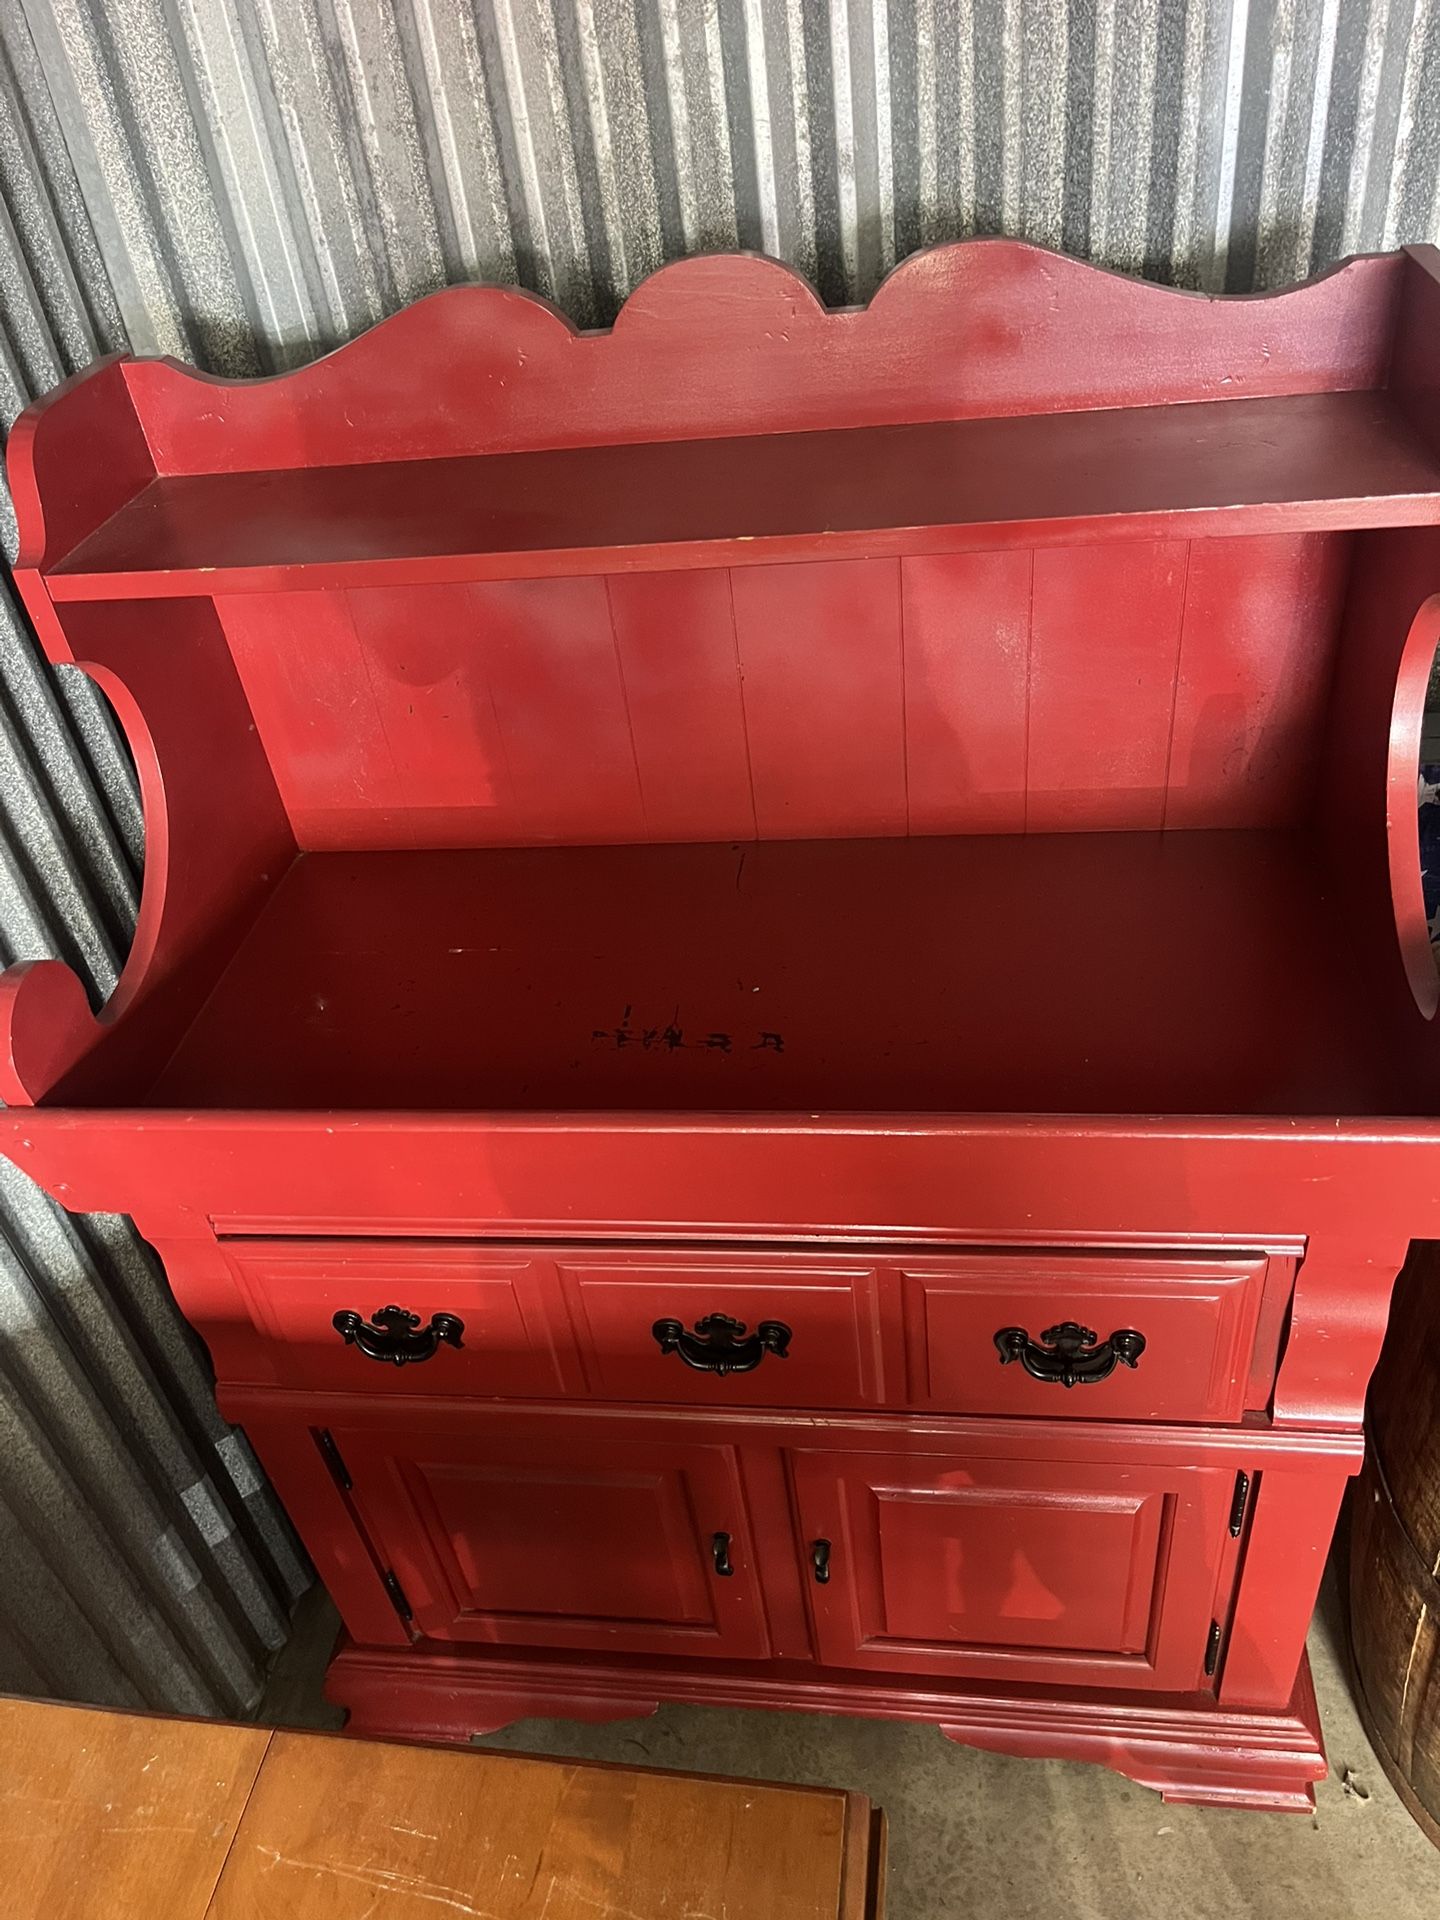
223, 1240, 576, 1397
901, 1251, 1273, 1423
558, 1255, 897, 1408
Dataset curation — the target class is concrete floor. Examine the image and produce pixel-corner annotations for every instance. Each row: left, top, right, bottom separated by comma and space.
262, 1550, 1440, 1920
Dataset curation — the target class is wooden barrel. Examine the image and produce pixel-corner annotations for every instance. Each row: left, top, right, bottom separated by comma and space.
1351, 1242, 1440, 1842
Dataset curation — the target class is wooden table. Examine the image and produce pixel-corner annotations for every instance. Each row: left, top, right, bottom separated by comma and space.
0, 1696, 883, 1918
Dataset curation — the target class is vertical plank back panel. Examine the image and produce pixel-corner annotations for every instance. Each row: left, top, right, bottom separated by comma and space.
729, 559, 908, 839
462, 578, 645, 844
1165, 534, 1349, 829
608, 570, 758, 841
219, 536, 1349, 851
903, 550, 1031, 834
1027, 543, 1190, 831
222, 593, 408, 839
342, 585, 522, 823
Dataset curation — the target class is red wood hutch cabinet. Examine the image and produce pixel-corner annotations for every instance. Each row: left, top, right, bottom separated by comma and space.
6, 240, 1440, 1811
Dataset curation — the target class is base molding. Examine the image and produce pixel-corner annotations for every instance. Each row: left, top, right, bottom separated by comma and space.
325, 1640, 1327, 1813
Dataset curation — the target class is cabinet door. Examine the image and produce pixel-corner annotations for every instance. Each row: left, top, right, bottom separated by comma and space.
790, 1448, 1231, 1691
334, 1418, 769, 1659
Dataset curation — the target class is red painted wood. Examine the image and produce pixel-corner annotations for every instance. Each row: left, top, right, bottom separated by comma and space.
334, 1420, 769, 1659
7, 240, 1440, 1814
1, 1108, 1431, 1264
326, 1637, 1328, 1811
790, 1447, 1230, 1690
221, 1240, 580, 1398
556, 1252, 898, 1409
606, 570, 757, 842
218, 1386, 1361, 1473
0, 597, 292, 1107
899, 1251, 1272, 1422
220, 1242, 907, 1414
1317, 528, 1440, 1112
199, 1236, 1277, 1423
901, 550, 1031, 834
237, 1413, 413, 1650
1218, 1456, 1354, 1709
1028, 542, 1189, 830
227, 1383, 1352, 1725
41, 390, 1440, 601
127, 830, 1383, 1114
8, 356, 155, 580
729, 559, 907, 839
1390, 246, 1440, 460
112, 244, 1399, 479
1164, 533, 1350, 830
205, 537, 1349, 854
1385, 596, 1440, 1017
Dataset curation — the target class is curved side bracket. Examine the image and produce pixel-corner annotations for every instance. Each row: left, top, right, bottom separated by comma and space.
1385, 592, 1440, 1018
0, 602, 294, 1106
0, 654, 168, 1107
0, 960, 99, 1106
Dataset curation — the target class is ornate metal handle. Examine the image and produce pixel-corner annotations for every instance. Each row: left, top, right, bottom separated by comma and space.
811, 1538, 832, 1585
332, 1304, 465, 1367
651, 1311, 792, 1375
712, 1531, 734, 1578
994, 1319, 1146, 1388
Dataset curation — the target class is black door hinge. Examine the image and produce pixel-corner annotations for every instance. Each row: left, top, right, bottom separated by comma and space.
382, 1568, 414, 1622
1204, 1620, 1223, 1676
1228, 1470, 1250, 1538
315, 1428, 352, 1491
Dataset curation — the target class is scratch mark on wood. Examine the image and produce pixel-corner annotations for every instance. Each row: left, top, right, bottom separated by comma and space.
254, 1844, 498, 1916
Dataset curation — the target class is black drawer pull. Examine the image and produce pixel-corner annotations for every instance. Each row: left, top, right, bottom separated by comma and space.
333, 1304, 465, 1366
994, 1320, 1145, 1387
651, 1311, 792, 1375
811, 1538, 832, 1585
712, 1531, 734, 1577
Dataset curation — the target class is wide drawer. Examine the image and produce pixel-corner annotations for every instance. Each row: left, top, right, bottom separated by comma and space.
221, 1237, 1284, 1422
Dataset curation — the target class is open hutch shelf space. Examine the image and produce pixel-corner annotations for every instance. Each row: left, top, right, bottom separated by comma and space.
7, 239, 1440, 1812
42, 386, 1440, 597
115, 830, 1387, 1116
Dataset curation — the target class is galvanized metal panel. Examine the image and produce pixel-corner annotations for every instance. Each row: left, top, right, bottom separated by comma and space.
13, 0, 1440, 362
0, 0, 308, 1718
2, 0, 1440, 1713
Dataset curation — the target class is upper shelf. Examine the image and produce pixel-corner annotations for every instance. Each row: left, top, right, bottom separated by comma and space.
42, 388, 1440, 599
14, 240, 1440, 609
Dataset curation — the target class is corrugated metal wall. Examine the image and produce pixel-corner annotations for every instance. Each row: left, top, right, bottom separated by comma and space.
2, 0, 1440, 1713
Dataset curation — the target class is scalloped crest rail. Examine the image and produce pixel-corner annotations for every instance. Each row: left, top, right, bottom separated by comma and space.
4, 239, 1440, 1811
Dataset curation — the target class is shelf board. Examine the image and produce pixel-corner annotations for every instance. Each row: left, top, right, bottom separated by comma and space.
137, 827, 1391, 1117
46, 389, 1440, 601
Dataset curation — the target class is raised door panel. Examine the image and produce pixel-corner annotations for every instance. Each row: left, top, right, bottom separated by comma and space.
558, 1255, 896, 1407
223, 1240, 577, 1397
902, 1252, 1271, 1422
790, 1448, 1230, 1690
335, 1422, 769, 1659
